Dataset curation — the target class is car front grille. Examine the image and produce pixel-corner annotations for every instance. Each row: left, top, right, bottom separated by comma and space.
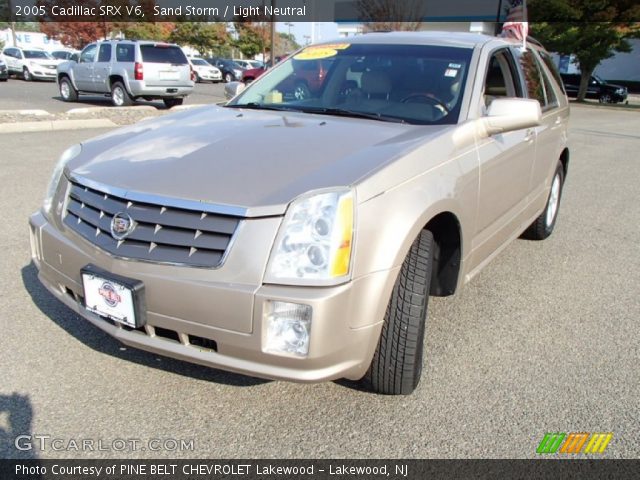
63, 179, 241, 268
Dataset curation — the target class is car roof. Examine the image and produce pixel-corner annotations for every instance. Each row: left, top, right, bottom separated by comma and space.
324, 31, 498, 48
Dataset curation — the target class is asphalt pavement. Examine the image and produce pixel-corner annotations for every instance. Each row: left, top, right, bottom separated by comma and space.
0, 77, 226, 112
0, 105, 639, 460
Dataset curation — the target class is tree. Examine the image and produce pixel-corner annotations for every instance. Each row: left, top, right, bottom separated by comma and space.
233, 21, 270, 59
530, 1, 640, 101
169, 22, 229, 56
357, 0, 426, 31
39, 22, 109, 49
114, 22, 174, 42
277, 32, 300, 54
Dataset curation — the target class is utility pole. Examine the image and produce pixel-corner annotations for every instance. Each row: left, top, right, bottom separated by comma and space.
270, 0, 276, 65
7, 0, 18, 47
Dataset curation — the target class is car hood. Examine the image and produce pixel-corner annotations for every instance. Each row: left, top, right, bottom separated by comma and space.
29, 58, 61, 66
68, 106, 451, 217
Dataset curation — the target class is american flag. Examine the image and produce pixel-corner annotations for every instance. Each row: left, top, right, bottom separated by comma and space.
501, 0, 528, 45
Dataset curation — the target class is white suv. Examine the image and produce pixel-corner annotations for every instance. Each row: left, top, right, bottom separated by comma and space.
1, 47, 62, 81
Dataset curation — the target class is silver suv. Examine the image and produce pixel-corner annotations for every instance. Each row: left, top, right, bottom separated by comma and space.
56, 40, 194, 108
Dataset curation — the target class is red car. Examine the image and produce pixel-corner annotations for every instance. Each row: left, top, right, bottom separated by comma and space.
242, 55, 288, 83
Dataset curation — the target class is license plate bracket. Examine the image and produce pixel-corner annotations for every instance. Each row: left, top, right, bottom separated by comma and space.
81, 264, 147, 328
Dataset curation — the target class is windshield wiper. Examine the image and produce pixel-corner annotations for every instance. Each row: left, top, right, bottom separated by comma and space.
225, 103, 300, 112
300, 107, 407, 124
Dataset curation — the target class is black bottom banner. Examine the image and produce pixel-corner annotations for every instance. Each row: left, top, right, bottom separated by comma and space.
1, 459, 639, 480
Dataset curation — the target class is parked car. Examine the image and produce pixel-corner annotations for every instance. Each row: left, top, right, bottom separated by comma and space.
242, 55, 287, 83
2, 47, 62, 81
30, 32, 569, 395
234, 59, 263, 69
205, 58, 244, 83
560, 73, 628, 104
50, 50, 79, 61
189, 58, 222, 83
56, 40, 194, 108
0, 57, 8, 81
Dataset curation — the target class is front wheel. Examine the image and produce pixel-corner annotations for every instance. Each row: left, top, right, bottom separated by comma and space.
522, 162, 565, 240
111, 82, 133, 107
363, 230, 434, 395
59, 77, 78, 102
599, 93, 612, 104
224, 72, 233, 83
23, 67, 32, 82
163, 98, 184, 109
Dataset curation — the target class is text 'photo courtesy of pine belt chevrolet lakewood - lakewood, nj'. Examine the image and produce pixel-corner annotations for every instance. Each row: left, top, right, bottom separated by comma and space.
29, 31, 569, 395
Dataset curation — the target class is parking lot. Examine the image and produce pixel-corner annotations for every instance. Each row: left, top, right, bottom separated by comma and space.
0, 101, 639, 459
0, 77, 226, 112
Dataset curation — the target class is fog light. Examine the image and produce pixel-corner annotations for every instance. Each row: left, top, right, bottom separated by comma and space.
264, 301, 312, 357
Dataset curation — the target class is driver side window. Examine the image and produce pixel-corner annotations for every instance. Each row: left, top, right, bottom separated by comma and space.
483, 49, 522, 108
80, 44, 97, 64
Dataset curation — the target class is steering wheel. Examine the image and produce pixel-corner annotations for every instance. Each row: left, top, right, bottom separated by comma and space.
400, 94, 450, 113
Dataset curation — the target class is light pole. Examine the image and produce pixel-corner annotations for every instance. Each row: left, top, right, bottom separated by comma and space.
285, 22, 294, 37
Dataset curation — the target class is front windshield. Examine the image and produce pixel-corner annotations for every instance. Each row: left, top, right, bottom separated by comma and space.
192, 59, 208, 66
227, 43, 472, 125
24, 50, 52, 60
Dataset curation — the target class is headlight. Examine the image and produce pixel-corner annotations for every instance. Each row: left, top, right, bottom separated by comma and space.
43, 144, 81, 214
265, 188, 355, 285
234, 69, 242, 77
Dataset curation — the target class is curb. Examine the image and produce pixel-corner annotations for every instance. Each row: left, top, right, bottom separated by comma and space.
66, 105, 158, 115
0, 119, 117, 134
0, 109, 52, 116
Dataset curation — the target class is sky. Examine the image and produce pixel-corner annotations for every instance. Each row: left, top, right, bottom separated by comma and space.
277, 22, 340, 46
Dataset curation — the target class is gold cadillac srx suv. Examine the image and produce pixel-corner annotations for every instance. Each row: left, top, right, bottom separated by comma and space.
29, 32, 569, 395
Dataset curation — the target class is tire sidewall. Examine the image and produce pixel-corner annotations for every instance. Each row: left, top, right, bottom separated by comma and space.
542, 164, 564, 236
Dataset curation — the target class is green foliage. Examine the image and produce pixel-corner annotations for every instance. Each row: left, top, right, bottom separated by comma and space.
0, 22, 41, 32
234, 22, 269, 58
169, 22, 230, 57
530, 1, 640, 100
115, 22, 174, 42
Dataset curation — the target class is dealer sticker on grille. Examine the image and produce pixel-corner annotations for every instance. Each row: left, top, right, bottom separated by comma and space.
82, 274, 136, 327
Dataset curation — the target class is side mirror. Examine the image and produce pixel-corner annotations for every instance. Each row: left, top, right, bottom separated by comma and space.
482, 98, 541, 136
70, 53, 79, 63
224, 81, 246, 100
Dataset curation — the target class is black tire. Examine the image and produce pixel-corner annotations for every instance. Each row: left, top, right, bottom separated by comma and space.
522, 162, 564, 240
163, 98, 184, 109
110, 81, 133, 107
293, 81, 311, 100
23, 67, 32, 82
194, 73, 201, 83
363, 229, 434, 395
224, 72, 233, 83
59, 77, 78, 102
599, 93, 611, 104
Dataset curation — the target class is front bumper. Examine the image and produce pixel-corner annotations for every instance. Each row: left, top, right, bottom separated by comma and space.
29, 210, 391, 382
31, 68, 57, 80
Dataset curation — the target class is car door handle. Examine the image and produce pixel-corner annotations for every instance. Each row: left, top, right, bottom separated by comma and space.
554, 116, 562, 125
524, 129, 535, 141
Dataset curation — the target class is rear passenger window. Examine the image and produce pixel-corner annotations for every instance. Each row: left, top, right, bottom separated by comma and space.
538, 50, 566, 94
140, 46, 188, 65
518, 49, 558, 111
98, 44, 111, 63
116, 45, 135, 62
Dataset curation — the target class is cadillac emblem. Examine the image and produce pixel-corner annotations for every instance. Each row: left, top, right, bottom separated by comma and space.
110, 212, 135, 240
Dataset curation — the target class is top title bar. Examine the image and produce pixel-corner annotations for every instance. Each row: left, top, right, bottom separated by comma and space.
3, 0, 638, 23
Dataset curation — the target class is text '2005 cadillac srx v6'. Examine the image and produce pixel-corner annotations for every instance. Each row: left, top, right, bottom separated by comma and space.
30, 32, 569, 395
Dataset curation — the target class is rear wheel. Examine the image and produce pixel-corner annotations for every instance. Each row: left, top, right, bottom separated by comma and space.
111, 82, 133, 107
522, 161, 564, 240
363, 230, 434, 395
23, 67, 32, 82
224, 72, 233, 83
59, 77, 78, 102
163, 98, 184, 109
